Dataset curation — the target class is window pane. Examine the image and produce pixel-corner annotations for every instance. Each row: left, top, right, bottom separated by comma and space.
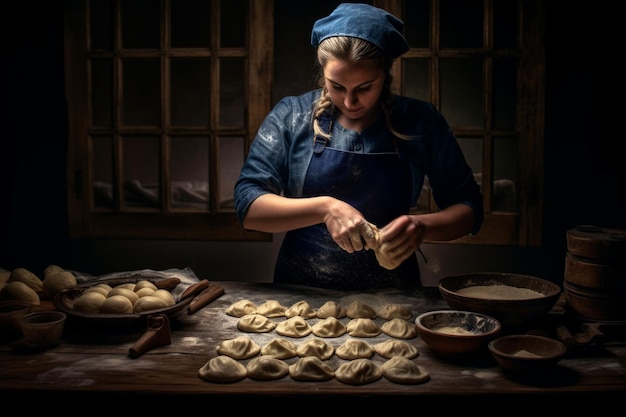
493, 57, 517, 130
171, 0, 211, 48
440, 58, 483, 128
121, 0, 160, 49
220, 59, 245, 127
122, 136, 160, 208
494, 0, 518, 49
90, 0, 113, 50
220, 0, 246, 48
91, 58, 113, 128
171, 58, 211, 127
494, 137, 517, 212
457, 137, 483, 177
403, 0, 430, 48
92, 135, 114, 209
170, 136, 209, 210
440, 0, 483, 49
219, 136, 244, 208
122, 58, 161, 126
403, 59, 430, 100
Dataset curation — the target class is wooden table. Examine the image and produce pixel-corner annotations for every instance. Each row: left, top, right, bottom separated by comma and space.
1, 281, 624, 409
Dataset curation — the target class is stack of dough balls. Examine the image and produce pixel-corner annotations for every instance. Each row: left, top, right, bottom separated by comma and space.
72, 280, 176, 314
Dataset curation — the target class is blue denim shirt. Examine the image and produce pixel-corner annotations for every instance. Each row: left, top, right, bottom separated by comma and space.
234, 89, 483, 234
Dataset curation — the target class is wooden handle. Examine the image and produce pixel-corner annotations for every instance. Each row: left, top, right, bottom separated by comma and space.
188, 284, 225, 315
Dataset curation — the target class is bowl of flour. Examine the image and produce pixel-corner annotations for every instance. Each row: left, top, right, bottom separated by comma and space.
438, 272, 562, 328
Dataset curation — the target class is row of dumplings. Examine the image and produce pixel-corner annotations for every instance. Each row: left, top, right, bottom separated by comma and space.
199, 335, 429, 385
237, 315, 418, 339
225, 299, 413, 320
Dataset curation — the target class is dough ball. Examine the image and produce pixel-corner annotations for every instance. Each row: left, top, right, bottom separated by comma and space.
151, 289, 176, 306
256, 300, 287, 317
346, 318, 381, 337
246, 356, 289, 380
83, 284, 112, 297
217, 335, 261, 360
108, 287, 139, 305
0, 281, 40, 305
335, 358, 382, 385
275, 316, 312, 338
99, 294, 133, 314
380, 318, 418, 339
43, 264, 65, 280
135, 287, 156, 298
365, 222, 403, 270
8, 268, 43, 292
289, 356, 334, 382
198, 355, 247, 383
73, 291, 106, 313
311, 316, 347, 338
377, 304, 413, 320
381, 356, 430, 385
133, 295, 169, 312
316, 300, 347, 319
284, 300, 317, 319
295, 338, 334, 360
115, 283, 136, 291
335, 339, 375, 360
226, 299, 258, 317
134, 280, 158, 292
374, 339, 419, 359
237, 314, 277, 333
261, 338, 297, 359
43, 270, 78, 299
346, 300, 377, 319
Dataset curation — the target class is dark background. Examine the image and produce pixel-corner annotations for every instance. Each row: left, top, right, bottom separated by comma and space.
1, 2, 624, 281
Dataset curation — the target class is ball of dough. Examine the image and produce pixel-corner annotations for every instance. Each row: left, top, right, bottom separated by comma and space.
8, 268, 43, 292
99, 294, 133, 313
0, 281, 40, 305
43, 271, 78, 299
43, 264, 65, 280
151, 289, 176, 306
133, 295, 169, 312
135, 287, 156, 298
73, 291, 106, 313
108, 287, 139, 305
134, 280, 158, 292
83, 284, 112, 297
116, 283, 136, 291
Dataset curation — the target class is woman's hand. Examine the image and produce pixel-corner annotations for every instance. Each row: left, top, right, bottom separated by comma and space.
375, 215, 424, 266
324, 199, 377, 253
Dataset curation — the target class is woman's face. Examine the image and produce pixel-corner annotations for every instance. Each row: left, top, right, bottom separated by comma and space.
323, 59, 385, 126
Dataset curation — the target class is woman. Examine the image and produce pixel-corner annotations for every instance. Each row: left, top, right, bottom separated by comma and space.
234, 3, 483, 290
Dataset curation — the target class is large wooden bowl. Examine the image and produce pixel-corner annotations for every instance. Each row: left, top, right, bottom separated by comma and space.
438, 272, 562, 328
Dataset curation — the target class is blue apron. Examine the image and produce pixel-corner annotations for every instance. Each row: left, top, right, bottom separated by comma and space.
274, 119, 420, 290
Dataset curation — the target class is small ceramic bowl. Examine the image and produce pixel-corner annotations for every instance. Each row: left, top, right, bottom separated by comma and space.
20, 311, 67, 349
415, 310, 501, 357
488, 334, 567, 372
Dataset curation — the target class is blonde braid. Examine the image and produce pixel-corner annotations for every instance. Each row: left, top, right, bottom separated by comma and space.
312, 86, 334, 140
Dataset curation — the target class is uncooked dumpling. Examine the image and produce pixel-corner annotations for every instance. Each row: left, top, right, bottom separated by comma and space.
42, 270, 77, 298
346, 318, 381, 337
198, 355, 247, 383
365, 222, 403, 270
380, 318, 418, 339
217, 335, 261, 359
284, 300, 317, 319
246, 356, 289, 380
275, 316, 312, 338
374, 339, 419, 359
237, 314, 277, 333
316, 300, 347, 319
381, 356, 430, 385
346, 300, 377, 319
296, 338, 334, 360
377, 304, 413, 320
289, 356, 335, 381
8, 268, 43, 292
73, 291, 106, 313
0, 281, 40, 305
335, 358, 382, 385
335, 339, 375, 360
311, 316, 347, 338
226, 299, 258, 317
256, 300, 287, 317
261, 338, 297, 359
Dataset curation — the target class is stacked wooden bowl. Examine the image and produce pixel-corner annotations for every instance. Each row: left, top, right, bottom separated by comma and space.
563, 225, 626, 322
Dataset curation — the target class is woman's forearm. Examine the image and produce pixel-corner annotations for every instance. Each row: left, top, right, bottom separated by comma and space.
409, 203, 477, 242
